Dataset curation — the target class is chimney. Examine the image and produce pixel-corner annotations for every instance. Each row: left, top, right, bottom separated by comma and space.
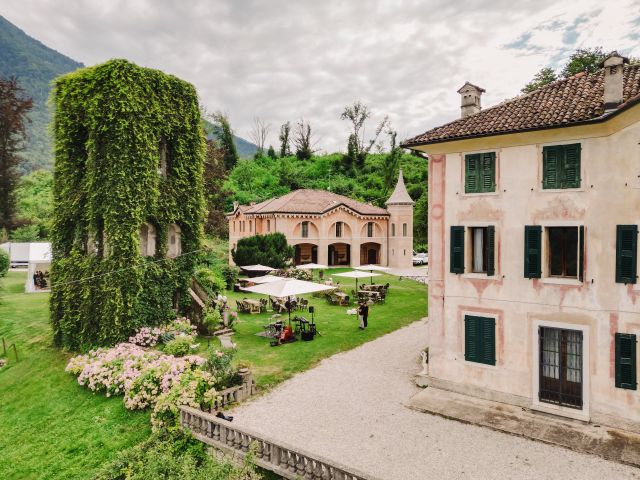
602, 51, 629, 111
457, 82, 485, 118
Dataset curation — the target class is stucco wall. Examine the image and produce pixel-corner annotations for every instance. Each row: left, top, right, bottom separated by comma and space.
425, 111, 640, 426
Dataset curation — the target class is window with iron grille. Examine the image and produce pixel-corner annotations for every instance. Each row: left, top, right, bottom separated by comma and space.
301, 221, 309, 238
336, 222, 343, 238
367, 222, 374, 237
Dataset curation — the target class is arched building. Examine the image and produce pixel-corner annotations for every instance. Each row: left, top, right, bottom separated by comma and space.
228, 171, 414, 268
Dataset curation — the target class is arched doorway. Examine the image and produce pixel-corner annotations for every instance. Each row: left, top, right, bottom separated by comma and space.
295, 243, 318, 266
360, 242, 381, 265
328, 243, 351, 266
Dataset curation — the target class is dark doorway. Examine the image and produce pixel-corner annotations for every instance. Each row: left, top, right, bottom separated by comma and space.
367, 248, 377, 264
295, 244, 318, 266
328, 243, 350, 266
539, 327, 583, 409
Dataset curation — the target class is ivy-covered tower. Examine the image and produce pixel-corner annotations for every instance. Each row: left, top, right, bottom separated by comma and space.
50, 59, 205, 349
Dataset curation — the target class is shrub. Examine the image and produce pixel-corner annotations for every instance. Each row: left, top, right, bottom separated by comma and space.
9, 225, 41, 242
414, 243, 428, 253
205, 349, 242, 390
128, 317, 197, 347
163, 337, 195, 357
202, 305, 222, 335
94, 431, 262, 480
194, 267, 226, 296
280, 268, 312, 280
128, 326, 164, 347
0, 249, 8, 277
221, 265, 240, 290
231, 233, 294, 269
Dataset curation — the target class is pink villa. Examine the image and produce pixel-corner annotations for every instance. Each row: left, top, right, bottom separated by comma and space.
227, 171, 414, 268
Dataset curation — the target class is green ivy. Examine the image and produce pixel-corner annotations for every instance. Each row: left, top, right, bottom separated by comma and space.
50, 59, 205, 349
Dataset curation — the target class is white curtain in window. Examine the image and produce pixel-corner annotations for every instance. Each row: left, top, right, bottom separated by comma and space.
542, 329, 560, 379
473, 228, 484, 272
566, 331, 582, 383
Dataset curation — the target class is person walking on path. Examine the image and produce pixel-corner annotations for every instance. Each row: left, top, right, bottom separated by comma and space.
358, 302, 369, 329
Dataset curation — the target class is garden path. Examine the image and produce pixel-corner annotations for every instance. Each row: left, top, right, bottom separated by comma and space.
230, 318, 639, 480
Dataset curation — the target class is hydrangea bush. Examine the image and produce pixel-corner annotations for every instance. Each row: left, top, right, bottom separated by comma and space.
128, 317, 198, 347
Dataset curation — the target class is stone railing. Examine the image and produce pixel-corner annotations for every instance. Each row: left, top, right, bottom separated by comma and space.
179, 406, 381, 480
212, 369, 255, 409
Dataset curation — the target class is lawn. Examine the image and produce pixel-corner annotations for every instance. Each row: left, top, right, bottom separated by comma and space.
210, 268, 428, 389
0, 271, 151, 480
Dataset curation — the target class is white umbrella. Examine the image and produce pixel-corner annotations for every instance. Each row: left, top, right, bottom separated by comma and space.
296, 263, 328, 270
247, 275, 282, 284
243, 278, 335, 323
356, 264, 390, 283
241, 264, 275, 272
333, 270, 381, 292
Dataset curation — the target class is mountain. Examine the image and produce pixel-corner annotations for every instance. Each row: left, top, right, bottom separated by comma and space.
0, 15, 82, 173
0, 15, 257, 173
202, 119, 257, 158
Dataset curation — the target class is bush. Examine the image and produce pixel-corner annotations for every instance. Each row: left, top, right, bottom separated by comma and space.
280, 268, 311, 280
94, 431, 262, 480
194, 267, 226, 296
231, 233, 294, 269
0, 249, 8, 277
414, 243, 428, 253
202, 306, 222, 335
9, 225, 41, 242
221, 265, 240, 290
205, 349, 242, 390
163, 337, 195, 357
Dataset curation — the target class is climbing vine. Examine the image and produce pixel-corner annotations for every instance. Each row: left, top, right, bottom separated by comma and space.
50, 59, 205, 349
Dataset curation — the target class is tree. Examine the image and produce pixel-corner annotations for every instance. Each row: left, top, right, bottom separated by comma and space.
0, 248, 9, 277
231, 233, 294, 269
279, 121, 291, 157
267, 145, 277, 159
382, 129, 402, 198
209, 111, 239, 170
203, 140, 231, 238
14, 169, 53, 239
248, 117, 271, 158
293, 119, 317, 160
340, 101, 388, 169
521, 67, 558, 94
561, 47, 607, 78
0, 76, 33, 232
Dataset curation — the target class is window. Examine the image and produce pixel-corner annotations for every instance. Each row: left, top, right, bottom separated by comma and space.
548, 227, 579, 278
616, 225, 638, 284
336, 222, 343, 238
615, 333, 637, 390
542, 144, 581, 189
464, 315, 496, 365
249, 220, 252, 232
465, 152, 495, 193
167, 224, 181, 258
267, 219, 271, 232
470, 226, 495, 276
392, 224, 396, 237
139, 223, 156, 257
450, 226, 465, 274
367, 222, 374, 238
158, 139, 168, 176
233, 221, 236, 233
301, 221, 309, 238
402, 223, 407, 237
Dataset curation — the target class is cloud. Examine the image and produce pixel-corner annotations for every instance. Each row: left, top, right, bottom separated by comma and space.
2, 0, 639, 152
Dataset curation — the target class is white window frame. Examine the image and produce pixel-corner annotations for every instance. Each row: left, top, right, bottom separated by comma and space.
539, 220, 584, 286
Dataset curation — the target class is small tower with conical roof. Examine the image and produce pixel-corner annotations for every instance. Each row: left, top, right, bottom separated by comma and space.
386, 169, 415, 268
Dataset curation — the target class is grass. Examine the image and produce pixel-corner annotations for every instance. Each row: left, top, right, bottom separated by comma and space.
207, 268, 428, 389
0, 271, 151, 480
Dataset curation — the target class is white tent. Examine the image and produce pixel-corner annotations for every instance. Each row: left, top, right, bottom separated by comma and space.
25, 243, 52, 293
245, 275, 282, 284
333, 270, 381, 291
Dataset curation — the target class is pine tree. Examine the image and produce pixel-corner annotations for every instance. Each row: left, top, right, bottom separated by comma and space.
210, 112, 239, 170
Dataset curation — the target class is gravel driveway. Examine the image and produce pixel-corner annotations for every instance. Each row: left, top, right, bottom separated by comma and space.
231, 319, 639, 480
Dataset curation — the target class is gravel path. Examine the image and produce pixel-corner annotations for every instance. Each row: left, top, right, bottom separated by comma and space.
231, 319, 639, 480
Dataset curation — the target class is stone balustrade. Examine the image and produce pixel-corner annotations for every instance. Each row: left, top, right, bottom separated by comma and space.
179, 406, 381, 480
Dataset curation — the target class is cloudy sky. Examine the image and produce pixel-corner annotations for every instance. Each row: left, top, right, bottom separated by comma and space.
3, 0, 639, 152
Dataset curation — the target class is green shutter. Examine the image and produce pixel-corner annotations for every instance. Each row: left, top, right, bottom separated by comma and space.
450, 226, 465, 274
465, 316, 478, 361
465, 154, 480, 193
615, 333, 637, 390
542, 146, 560, 189
562, 144, 581, 188
524, 226, 542, 278
616, 225, 638, 284
486, 225, 495, 277
465, 315, 495, 365
481, 317, 496, 365
579, 225, 585, 282
481, 152, 496, 192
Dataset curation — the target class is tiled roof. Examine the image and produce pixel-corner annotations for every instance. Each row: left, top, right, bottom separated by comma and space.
402, 63, 640, 147
235, 189, 389, 216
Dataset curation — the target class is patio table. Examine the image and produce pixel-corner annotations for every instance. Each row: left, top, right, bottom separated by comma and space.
244, 299, 262, 314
